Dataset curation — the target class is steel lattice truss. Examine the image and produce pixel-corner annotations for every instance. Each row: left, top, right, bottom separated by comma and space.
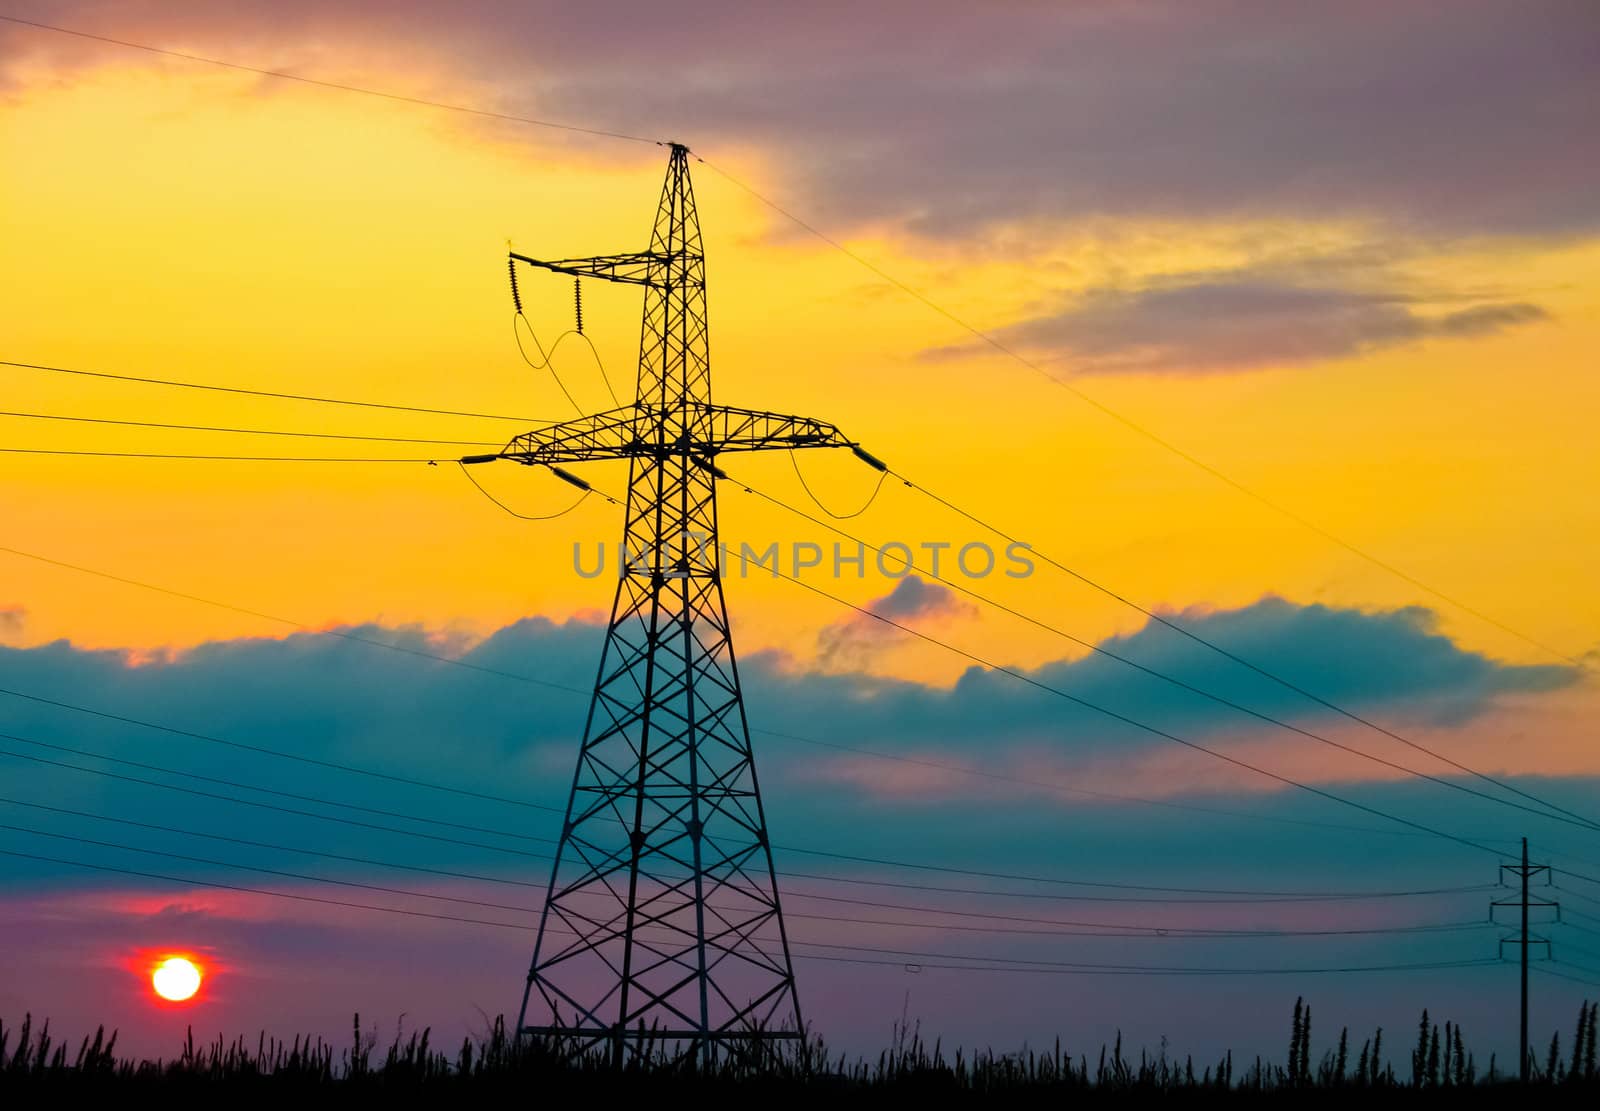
498, 145, 855, 1062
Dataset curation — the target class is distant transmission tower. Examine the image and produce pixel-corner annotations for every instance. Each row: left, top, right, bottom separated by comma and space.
1492, 837, 1558, 1083
469, 144, 867, 1062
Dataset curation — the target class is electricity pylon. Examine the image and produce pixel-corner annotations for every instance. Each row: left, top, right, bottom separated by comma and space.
469, 143, 867, 1063
1492, 837, 1558, 1083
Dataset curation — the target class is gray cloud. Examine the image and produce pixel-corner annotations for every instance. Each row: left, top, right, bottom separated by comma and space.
930, 274, 1550, 373
0, 605, 23, 637
5, 1, 1597, 239
866, 576, 969, 622
1431, 302, 1549, 338
816, 575, 976, 667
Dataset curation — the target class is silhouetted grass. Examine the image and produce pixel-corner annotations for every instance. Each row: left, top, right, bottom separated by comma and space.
1, 997, 1596, 1097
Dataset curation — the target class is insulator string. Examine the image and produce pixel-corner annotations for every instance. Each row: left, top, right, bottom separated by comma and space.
508, 258, 523, 314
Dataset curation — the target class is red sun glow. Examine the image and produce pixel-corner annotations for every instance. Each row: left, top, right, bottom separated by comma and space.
150, 956, 203, 1002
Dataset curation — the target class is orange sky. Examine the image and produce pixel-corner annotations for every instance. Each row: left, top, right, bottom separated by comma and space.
3, 58, 1594, 684
3, 5, 1599, 1063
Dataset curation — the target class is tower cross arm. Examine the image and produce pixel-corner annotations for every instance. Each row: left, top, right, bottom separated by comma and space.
489, 405, 642, 465
509, 250, 681, 289
472, 404, 857, 467
701, 404, 856, 454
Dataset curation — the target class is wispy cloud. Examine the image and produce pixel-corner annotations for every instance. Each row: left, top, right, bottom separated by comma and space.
924, 266, 1549, 374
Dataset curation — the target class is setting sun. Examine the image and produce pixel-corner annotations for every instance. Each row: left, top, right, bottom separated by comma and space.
151, 957, 202, 1003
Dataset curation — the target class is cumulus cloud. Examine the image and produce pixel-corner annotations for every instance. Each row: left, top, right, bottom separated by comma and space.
0, 591, 1594, 1015
3, 1, 1596, 239
0, 594, 1573, 877
750, 596, 1578, 780
815, 575, 977, 667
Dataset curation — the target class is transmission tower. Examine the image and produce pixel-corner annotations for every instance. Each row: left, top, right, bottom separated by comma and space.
468, 143, 868, 1063
1491, 837, 1558, 1083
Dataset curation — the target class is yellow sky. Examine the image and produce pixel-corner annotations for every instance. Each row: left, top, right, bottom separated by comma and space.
2, 62, 1596, 683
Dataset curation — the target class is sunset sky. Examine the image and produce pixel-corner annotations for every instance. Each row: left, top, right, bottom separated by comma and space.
2, 0, 1597, 1065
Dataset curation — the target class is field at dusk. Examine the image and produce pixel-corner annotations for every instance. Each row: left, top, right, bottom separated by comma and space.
2, 1, 1597, 1093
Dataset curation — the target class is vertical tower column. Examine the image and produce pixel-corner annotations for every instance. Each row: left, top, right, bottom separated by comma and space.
516, 146, 802, 1061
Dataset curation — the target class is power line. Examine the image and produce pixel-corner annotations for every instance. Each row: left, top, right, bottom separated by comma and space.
511, 318, 625, 413
1561, 888, 1600, 913
781, 934, 1499, 976
0, 746, 565, 860
1563, 908, 1600, 931
0, 686, 565, 813
19, 795, 1412, 921
3, 677, 1503, 898
781, 867, 1494, 906
1559, 921, 1600, 944
1, 448, 440, 462
788, 450, 887, 519
757, 723, 1428, 840
0, 737, 561, 842
778, 883, 1489, 932
735, 474, 1600, 835
457, 461, 597, 520
0, 15, 662, 146
798, 952, 1500, 979
772, 844, 1493, 902
5, 12, 1571, 665
1551, 936, 1600, 967
893, 470, 1600, 827
0, 801, 1490, 942
0, 525, 1519, 879
512, 317, 583, 415
1537, 963, 1600, 989
0, 737, 1491, 908
1540, 847, 1600, 873
0, 408, 504, 447
692, 168, 1579, 670
1, 359, 556, 422
16, 644, 1493, 888
807, 914, 1491, 943
0, 544, 593, 698
0, 515, 1541, 920
0, 820, 540, 916
0, 795, 548, 889
0, 846, 1506, 979
713, 539, 1507, 860
0, 845, 540, 930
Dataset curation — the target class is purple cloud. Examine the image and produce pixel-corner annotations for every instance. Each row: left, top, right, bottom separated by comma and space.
0, 605, 25, 638
4, 1, 1597, 239
926, 276, 1549, 374
817, 575, 977, 667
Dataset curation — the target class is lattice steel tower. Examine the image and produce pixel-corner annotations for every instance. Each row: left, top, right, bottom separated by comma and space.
477, 144, 862, 1062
